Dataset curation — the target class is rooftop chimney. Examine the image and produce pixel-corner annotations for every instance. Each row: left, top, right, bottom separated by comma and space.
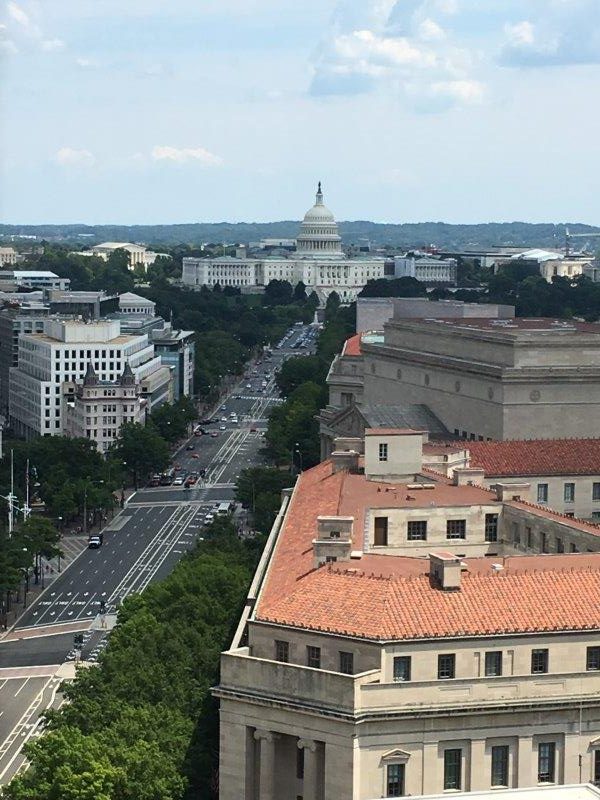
453, 467, 485, 486
429, 551, 462, 591
313, 516, 353, 568
330, 449, 360, 473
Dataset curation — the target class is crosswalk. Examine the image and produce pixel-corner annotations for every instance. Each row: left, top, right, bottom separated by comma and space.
235, 395, 284, 403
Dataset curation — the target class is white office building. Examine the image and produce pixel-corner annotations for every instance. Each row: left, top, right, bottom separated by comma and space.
9, 319, 171, 440
182, 184, 386, 303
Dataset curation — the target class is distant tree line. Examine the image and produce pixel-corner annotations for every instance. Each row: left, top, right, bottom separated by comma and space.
2, 220, 599, 249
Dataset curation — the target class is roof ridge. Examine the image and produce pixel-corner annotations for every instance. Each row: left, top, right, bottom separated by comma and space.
509, 498, 600, 533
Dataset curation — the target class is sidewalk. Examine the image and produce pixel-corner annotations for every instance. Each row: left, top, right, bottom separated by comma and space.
0, 532, 88, 636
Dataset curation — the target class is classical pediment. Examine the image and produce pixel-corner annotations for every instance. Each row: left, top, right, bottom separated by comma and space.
380, 748, 411, 762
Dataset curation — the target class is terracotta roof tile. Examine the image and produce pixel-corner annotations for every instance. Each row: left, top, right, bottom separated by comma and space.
255, 456, 600, 641
426, 438, 600, 477
259, 562, 600, 641
342, 334, 362, 356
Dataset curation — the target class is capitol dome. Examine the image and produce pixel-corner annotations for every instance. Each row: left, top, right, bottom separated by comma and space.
296, 182, 343, 258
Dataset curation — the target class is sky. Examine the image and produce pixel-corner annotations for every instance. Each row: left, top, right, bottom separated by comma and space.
2, 0, 600, 225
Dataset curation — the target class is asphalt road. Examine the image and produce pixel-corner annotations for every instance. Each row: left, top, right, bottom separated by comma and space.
0, 322, 316, 784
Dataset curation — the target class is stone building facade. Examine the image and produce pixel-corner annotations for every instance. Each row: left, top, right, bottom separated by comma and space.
332, 317, 600, 441
216, 430, 600, 799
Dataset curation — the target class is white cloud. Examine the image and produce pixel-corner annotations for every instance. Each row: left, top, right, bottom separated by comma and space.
151, 146, 224, 166
505, 21, 535, 47
54, 147, 96, 167
418, 19, 446, 42
6, 1, 30, 28
499, 0, 600, 67
310, 0, 484, 111
41, 37, 64, 51
75, 57, 99, 68
3, 1, 65, 54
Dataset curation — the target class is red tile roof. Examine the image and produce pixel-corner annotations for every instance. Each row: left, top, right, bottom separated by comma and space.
258, 561, 600, 641
342, 334, 362, 356
254, 461, 600, 641
432, 438, 600, 477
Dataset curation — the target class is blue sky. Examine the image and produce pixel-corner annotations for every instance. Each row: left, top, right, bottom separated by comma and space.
2, 0, 600, 225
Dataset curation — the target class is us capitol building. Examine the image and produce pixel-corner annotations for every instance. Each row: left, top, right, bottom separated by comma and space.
181, 184, 387, 303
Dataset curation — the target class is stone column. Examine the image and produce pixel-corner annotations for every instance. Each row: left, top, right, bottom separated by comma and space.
517, 736, 534, 787
298, 738, 318, 800
254, 729, 277, 800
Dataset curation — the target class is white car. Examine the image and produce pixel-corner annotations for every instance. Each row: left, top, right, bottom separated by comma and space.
204, 513, 214, 524
219, 424, 226, 430
173, 476, 185, 486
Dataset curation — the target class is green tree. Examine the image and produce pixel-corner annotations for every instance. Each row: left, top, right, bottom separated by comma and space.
275, 355, 326, 398
325, 290, 341, 316
293, 281, 307, 303
110, 423, 170, 488
358, 276, 427, 298
19, 516, 61, 585
263, 279, 293, 306
235, 467, 294, 533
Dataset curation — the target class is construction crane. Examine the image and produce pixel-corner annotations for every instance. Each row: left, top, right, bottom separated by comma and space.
565, 227, 600, 257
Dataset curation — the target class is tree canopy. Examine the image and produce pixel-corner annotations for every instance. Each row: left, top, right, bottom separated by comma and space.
3, 518, 259, 800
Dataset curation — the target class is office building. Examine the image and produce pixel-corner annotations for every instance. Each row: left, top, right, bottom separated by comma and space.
0, 271, 69, 291
323, 314, 600, 443
356, 297, 515, 334
64, 363, 145, 453
394, 254, 457, 286
216, 429, 600, 799
45, 290, 119, 320
9, 319, 171, 440
0, 302, 50, 413
151, 327, 195, 400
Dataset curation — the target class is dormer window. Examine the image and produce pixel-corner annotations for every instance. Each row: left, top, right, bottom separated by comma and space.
330, 531, 340, 539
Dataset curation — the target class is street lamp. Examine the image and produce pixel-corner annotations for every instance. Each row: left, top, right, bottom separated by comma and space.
57, 517, 63, 572
295, 443, 303, 473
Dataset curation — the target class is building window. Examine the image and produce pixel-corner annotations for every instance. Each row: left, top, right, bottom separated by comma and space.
537, 483, 548, 503
446, 519, 466, 540
571, 543, 579, 553
531, 648, 549, 674
538, 742, 556, 783
556, 537, 564, 553
341, 392, 353, 407
444, 748, 462, 791
485, 514, 498, 542
594, 750, 600, 786
587, 647, 600, 671
386, 763, 405, 797
438, 653, 456, 679
407, 520, 427, 541
526, 527, 533, 548
307, 646, 321, 669
274, 640, 289, 663
379, 443, 388, 462
564, 483, 575, 503
374, 517, 389, 547
393, 656, 411, 682
540, 532, 549, 553
593, 483, 600, 502
296, 746, 304, 780
339, 651, 354, 674
491, 745, 510, 787
485, 651, 503, 677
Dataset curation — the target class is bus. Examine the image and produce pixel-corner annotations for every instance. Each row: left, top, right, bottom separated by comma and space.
217, 501, 234, 515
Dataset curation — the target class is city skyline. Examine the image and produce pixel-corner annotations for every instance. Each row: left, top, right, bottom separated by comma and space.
2, 0, 600, 225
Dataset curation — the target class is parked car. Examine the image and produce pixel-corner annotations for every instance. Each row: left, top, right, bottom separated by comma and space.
173, 476, 185, 486
192, 453, 200, 459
